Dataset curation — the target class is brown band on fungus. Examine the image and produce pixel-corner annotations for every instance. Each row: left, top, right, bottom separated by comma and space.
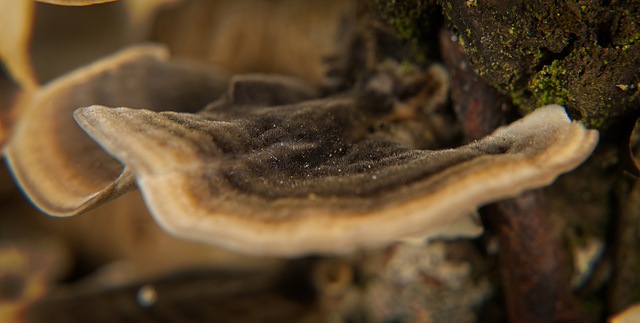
75, 92, 599, 256
36, 0, 117, 6
3, 44, 228, 215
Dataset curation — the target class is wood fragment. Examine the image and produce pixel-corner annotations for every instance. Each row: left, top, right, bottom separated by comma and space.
439, 26, 590, 323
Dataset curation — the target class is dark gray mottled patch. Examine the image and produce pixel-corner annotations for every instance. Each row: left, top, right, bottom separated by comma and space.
76, 94, 518, 212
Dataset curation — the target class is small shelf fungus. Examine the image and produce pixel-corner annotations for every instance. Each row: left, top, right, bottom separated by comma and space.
3, 44, 228, 214
76, 93, 597, 256
3, 45, 599, 257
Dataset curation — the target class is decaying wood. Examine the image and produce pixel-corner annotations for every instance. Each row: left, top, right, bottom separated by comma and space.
439, 26, 590, 323
438, 28, 512, 142
486, 191, 589, 323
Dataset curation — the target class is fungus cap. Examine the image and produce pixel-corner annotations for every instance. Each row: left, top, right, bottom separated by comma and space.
3, 44, 228, 215
74, 98, 598, 256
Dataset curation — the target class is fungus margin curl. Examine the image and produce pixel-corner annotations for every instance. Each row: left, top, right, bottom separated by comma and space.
75, 100, 598, 256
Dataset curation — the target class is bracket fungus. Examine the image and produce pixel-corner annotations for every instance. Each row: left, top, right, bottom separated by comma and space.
0, 0, 37, 90
3, 44, 228, 215
2, 42, 598, 256
70, 78, 597, 255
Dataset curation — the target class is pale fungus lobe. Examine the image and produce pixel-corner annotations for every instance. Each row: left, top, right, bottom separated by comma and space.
73, 70, 599, 256
3, 44, 227, 215
36, 0, 117, 5
0, 0, 37, 89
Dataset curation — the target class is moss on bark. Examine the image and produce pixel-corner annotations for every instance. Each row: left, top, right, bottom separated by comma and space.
438, 0, 640, 130
368, 0, 443, 65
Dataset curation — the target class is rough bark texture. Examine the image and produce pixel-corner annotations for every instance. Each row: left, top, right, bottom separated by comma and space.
438, 27, 513, 141
367, 0, 443, 65
439, 0, 640, 130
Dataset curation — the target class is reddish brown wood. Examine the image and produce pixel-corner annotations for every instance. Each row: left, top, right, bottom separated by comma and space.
439, 27, 589, 323
487, 191, 587, 323
438, 28, 513, 141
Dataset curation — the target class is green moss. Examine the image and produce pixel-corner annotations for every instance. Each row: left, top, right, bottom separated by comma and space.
527, 60, 575, 107
585, 115, 609, 130
628, 31, 640, 44
388, 15, 420, 40
441, 0, 640, 131
371, 0, 443, 65
372, 0, 425, 41
457, 36, 465, 47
